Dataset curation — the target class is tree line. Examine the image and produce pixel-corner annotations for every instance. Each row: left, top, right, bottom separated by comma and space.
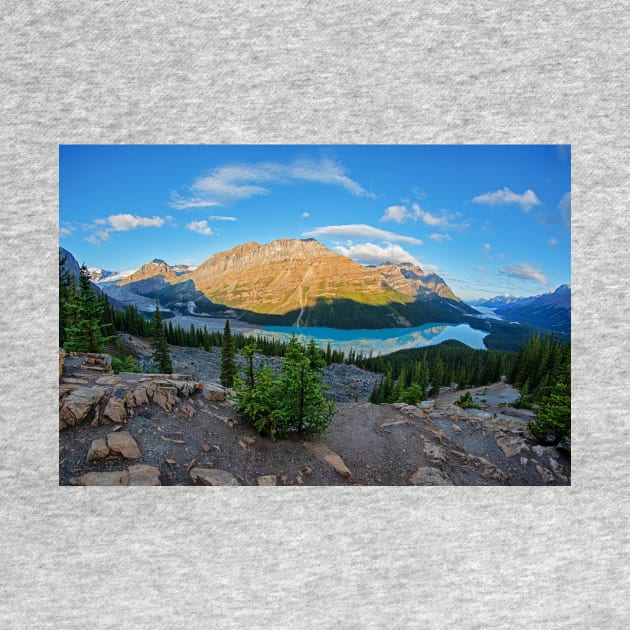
60, 257, 569, 442
365, 341, 513, 403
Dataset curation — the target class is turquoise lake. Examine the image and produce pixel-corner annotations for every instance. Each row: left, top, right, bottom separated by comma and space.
253, 322, 488, 355
168, 315, 488, 356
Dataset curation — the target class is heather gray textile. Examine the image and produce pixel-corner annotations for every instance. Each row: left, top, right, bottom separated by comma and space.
1, 2, 628, 628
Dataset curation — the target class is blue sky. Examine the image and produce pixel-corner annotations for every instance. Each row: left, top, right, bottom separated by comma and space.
59, 145, 570, 301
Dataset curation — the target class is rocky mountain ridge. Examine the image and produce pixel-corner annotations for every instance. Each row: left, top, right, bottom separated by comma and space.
96, 238, 478, 328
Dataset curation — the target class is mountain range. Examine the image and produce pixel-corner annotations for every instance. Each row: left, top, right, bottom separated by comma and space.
92, 238, 478, 329
62, 239, 570, 335
472, 284, 571, 334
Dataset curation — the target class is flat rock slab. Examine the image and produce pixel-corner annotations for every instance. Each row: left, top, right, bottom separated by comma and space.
107, 431, 141, 459
95, 375, 122, 386
70, 471, 129, 486
303, 442, 352, 478
410, 466, 454, 486
127, 464, 161, 485
190, 468, 240, 486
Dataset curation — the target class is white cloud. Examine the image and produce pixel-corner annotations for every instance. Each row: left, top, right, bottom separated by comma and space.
303, 224, 422, 245
83, 214, 166, 244
335, 243, 423, 267
498, 262, 548, 284
381, 203, 467, 231
429, 233, 452, 243
208, 215, 237, 221
474, 266, 487, 272
473, 187, 541, 212
301, 212, 310, 218
186, 220, 214, 236
547, 237, 559, 247
173, 158, 372, 207
169, 192, 221, 210
107, 214, 165, 231
483, 243, 491, 251
380, 205, 418, 223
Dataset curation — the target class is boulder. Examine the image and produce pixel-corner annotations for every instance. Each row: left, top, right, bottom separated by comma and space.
59, 348, 66, 376
132, 387, 150, 407
303, 442, 352, 478
190, 468, 240, 486
127, 464, 161, 486
496, 435, 530, 458
202, 382, 227, 402
59, 387, 107, 426
107, 431, 141, 459
86, 438, 111, 462
257, 475, 277, 486
410, 467, 453, 486
69, 470, 129, 486
103, 398, 126, 424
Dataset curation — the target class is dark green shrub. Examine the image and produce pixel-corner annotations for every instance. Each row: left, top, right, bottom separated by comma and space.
455, 391, 481, 409
236, 335, 335, 439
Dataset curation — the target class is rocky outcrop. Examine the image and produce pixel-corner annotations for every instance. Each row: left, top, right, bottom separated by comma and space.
59, 387, 108, 427
59, 352, 226, 430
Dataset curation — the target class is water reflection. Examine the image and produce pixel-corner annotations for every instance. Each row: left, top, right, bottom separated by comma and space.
167, 315, 489, 356
253, 323, 488, 355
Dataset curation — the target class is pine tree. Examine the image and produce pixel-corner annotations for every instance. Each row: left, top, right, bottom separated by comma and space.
220, 319, 237, 387
242, 340, 258, 389
150, 302, 172, 374
63, 264, 112, 353
278, 335, 334, 435
528, 364, 571, 443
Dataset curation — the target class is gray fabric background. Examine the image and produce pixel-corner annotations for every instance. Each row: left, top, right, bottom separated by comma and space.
1, 1, 628, 627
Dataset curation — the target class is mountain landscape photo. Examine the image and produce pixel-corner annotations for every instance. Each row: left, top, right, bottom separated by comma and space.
59, 144, 571, 486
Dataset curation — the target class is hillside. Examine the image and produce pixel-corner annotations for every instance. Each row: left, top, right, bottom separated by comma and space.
59, 350, 570, 486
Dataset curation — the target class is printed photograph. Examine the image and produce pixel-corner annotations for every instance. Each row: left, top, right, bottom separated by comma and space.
59, 145, 571, 486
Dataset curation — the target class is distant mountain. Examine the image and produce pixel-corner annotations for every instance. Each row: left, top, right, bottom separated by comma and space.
88, 267, 126, 283
100, 238, 478, 329
493, 285, 571, 333
470, 294, 537, 309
